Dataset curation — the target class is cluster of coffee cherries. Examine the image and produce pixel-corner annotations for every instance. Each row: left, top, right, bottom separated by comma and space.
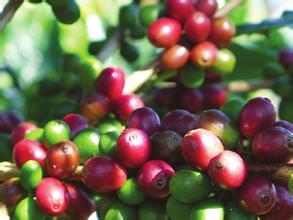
28, 0, 80, 24
263, 48, 293, 122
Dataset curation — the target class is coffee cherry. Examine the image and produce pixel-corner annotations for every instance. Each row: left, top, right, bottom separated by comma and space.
190, 199, 224, 220
239, 97, 276, 139
184, 12, 211, 43
148, 17, 181, 48
120, 40, 139, 62
212, 48, 236, 74
116, 128, 151, 169
275, 120, 293, 133
113, 94, 144, 122
202, 84, 227, 108
13, 140, 47, 168
252, 127, 293, 163
236, 175, 277, 215
119, 3, 138, 29
278, 48, 293, 69
161, 109, 199, 136
46, 0, 67, 7
95, 67, 125, 101
225, 200, 257, 220
151, 130, 183, 165
190, 41, 218, 69
36, 177, 68, 216
138, 200, 169, 219
104, 200, 136, 220
0, 178, 24, 207
137, 160, 174, 198
221, 97, 246, 122
181, 128, 224, 170
80, 92, 111, 125
63, 113, 88, 138
98, 117, 123, 133
0, 112, 22, 134
20, 160, 43, 191
195, 0, 218, 17
45, 141, 80, 179
127, 107, 161, 135
154, 87, 179, 109
65, 183, 96, 220
11, 122, 37, 145
209, 17, 236, 47
99, 130, 120, 157
139, 4, 160, 27
166, 0, 194, 23
179, 65, 205, 89
166, 196, 194, 220
14, 196, 45, 220
52, 1, 80, 24
161, 44, 190, 70
179, 88, 204, 113
43, 119, 71, 147
208, 150, 247, 190
82, 156, 127, 194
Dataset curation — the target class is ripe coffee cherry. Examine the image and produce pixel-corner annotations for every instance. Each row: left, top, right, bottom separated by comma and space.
208, 150, 247, 190
127, 107, 161, 135
148, 18, 181, 48
260, 185, 293, 220
82, 156, 127, 194
116, 128, 151, 169
179, 88, 204, 113
113, 94, 144, 122
36, 177, 68, 216
237, 176, 277, 215
278, 48, 293, 69
65, 183, 96, 220
190, 41, 218, 69
239, 97, 276, 139
80, 92, 111, 125
151, 130, 183, 165
195, 0, 218, 17
184, 12, 211, 43
0, 178, 24, 207
275, 120, 293, 133
95, 67, 125, 101
161, 109, 199, 136
0, 112, 22, 133
13, 139, 46, 168
63, 113, 88, 137
181, 128, 224, 170
137, 160, 174, 198
45, 141, 80, 179
161, 44, 190, 70
166, 0, 194, 23
209, 17, 236, 47
202, 84, 227, 108
252, 127, 293, 163
212, 48, 236, 74
11, 122, 37, 145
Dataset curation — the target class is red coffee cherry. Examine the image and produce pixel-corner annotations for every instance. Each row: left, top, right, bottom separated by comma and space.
11, 122, 37, 145
202, 84, 227, 109
190, 41, 218, 69
194, 0, 218, 17
179, 88, 204, 113
161, 44, 190, 70
63, 113, 88, 137
166, 0, 194, 23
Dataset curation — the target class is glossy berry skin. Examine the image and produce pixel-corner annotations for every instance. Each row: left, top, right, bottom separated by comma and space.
190, 41, 218, 69
127, 107, 161, 135
0, 112, 22, 133
181, 128, 224, 170
161, 109, 199, 136
161, 44, 190, 70
45, 141, 80, 179
11, 122, 37, 145
82, 156, 127, 194
278, 48, 293, 69
151, 130, 183, 165
65, 183, 96, 220
166, 0, 194, 23
95, 67, 125, 101
113, 94, 144, 122
275, 120, 293, 134
209, 17, 236, 47
63, 113, 88, 137
0, 178, 24, 207
195, 0, 218, 17
116, 128, 151, 169
13, 139, 46, 168
239, 97, 276, 139
260, 185, 293, 220
137, 160, 174, 198
202, 84, 227, 109
184, 12, 211, 43
252, 127, 293, 163
36, 177, 68, 216
80, 92, 111, 125
212, 48, 236, 74
208, 150, 247, 190
179, 88, 204, 113
236, 175, 277, 215
148, 18, 182, 48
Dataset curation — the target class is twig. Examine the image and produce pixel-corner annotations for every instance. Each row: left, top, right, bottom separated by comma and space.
0, 0, 24, 32
225, 80, 273, 92
97, 30, 121, 62
215, 0, 244, 18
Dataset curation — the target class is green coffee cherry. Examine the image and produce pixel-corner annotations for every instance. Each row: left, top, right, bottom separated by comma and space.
213, 49, 236, 74
20, 160, 43, 191
179, 66, 205, 89
25, 128, 44, 142
99, 131, 120, 157
98, 117, 123, 134
221, 98, 246, 122
139, 4, 160, 27
43, 120, 70, 147
52, 1, 80, 24
46, 0, 67, 7
14, 197, 45, 220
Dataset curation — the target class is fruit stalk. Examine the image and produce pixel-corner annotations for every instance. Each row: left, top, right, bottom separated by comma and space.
214, 0, 244, 18
0, 0, 24, 32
